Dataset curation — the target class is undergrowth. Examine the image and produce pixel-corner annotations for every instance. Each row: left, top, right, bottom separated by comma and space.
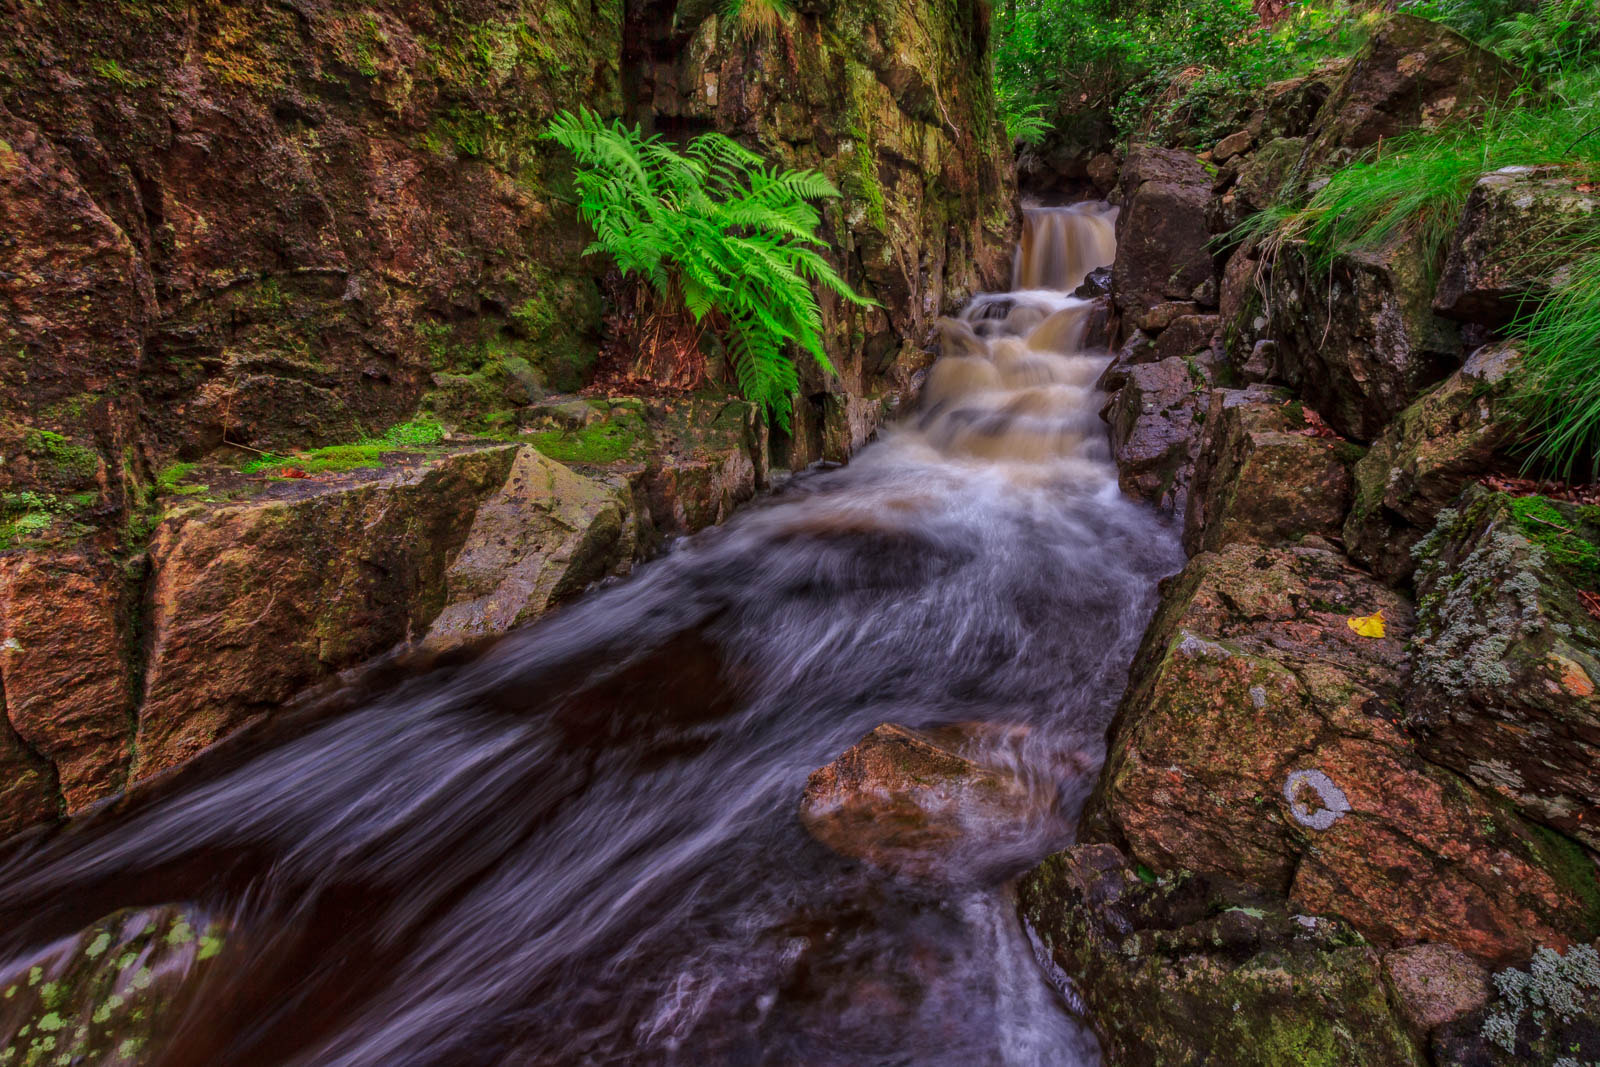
543, 108, 874, 430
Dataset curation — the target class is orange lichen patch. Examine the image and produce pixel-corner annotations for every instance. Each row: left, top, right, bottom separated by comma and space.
1549, 654, 1596, 698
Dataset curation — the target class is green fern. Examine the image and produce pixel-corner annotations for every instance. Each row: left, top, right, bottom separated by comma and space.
543, 108, 874, 429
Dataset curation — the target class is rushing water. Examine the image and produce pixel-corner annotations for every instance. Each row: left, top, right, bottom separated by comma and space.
0, 204, 1178, 1066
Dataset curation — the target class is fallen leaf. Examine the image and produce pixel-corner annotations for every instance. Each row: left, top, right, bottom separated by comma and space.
279, 467, 311, 479
1347, 610, 1386, 638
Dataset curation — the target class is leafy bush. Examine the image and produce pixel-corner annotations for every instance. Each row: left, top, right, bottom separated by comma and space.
1404, 0, 1600, 77
543, 108, 873, 428
993, 0, 1368, 144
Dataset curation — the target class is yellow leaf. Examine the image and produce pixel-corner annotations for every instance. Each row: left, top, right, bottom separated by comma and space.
1347, 610, 1385, 639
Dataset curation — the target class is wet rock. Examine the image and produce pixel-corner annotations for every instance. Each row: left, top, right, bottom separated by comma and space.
1018, 843, 1422, 1066
133, 446, 617, 780
1129, 300, 1199, 334
637, 398, 763, 538
1089, 543, 1599, 963
0, 552, 131, 823
1112, 149, 1216, 324
1073, 266, 1112, 300
0, 904, 226, 1067
823, 393, 883, 465
1268, 236, 1461, 441
1104, 355, 1211, 513
1183, 387, 1359, 556
799, 723, 1039, 879
1384, 943, 1492, 1040
1345, 343, 1521, 584
1150, 314, 1219, 363
1435, 167, 1600, 328
423, 449, 636, 650
1097, 330, 1158, 393
1299, 14, 1521, 177
1408, 488, 1600, 853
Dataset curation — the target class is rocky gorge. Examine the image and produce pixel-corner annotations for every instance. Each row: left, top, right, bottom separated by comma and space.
2, 2, 1600, 1065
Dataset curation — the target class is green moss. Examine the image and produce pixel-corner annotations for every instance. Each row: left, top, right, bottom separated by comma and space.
22, 430, 99, 486
89, 56, 146, 88
529, 414, 647, 465
1508, 495, 1600, 586
1526, 820, 1600, 935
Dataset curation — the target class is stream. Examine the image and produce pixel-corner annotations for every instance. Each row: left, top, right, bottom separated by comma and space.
0, 203, 1180, 1066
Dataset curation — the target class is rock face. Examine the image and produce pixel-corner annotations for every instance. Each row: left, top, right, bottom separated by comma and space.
1383, 943, 1492, 1041
1409, 489, 1600, 853
1018, 843, 1422, 1066
1267, 237, 1460, 441
634, 0, 1016, 454
799, 723, 1040, 878
1299, 14, 1520, 176
1111, 148, 1217, 327
0, 904, 226, 1067
1184, 387, 1360, 556
1345, 344, 1522, 584
1090, 543, 1600, 963
1435, 167, 1600, 328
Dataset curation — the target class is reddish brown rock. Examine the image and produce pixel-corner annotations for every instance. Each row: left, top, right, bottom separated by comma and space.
1091, 543, 1599, 963
1345, 344, 1521, 584
1150, 314, 1219, 363
1184, 387, 1359, 556
0, 552, 132, 814
800, 723, 1041, 878
134, 447, 517, 779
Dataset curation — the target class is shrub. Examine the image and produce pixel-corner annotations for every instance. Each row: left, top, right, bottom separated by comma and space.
543, 108, 874, 429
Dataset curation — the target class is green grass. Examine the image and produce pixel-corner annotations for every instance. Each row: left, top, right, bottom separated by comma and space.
1511, 243, 1600, 479
1241, 73, 1600, 274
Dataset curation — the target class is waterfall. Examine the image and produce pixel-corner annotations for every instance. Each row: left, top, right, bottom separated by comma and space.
1012, 203, 1118, 293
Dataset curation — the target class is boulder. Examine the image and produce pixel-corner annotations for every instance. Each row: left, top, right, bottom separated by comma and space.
0, 552, 132, 819
635, 397, 762, 538
1246, 70, 1340, 143
1017, 843, 1422, 1066
1129, 300, 1200, 334
0, 904, 226, 1066
799, 723, 1041, 878
1183, 387, 1360, 556
134, 445, 641, 781
1345, 343, 1521, 584
1435, 167, 1600, 328
1097, 330, 1158, 393
1409, 488, 1600, 852
1104, 355, 1212, 513
1433, 944, 1600, 1066
1210, 136, 1305, 235
1213, 129, 1253, 163
422, 448, 636, 650
1299, 15, 1521, 177
1267, 237, 1460, 441
1112, 148, 1217, 323
1089, 543, 1600, 963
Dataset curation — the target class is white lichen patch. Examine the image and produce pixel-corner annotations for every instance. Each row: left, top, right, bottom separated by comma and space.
1283, 769, 1350, 830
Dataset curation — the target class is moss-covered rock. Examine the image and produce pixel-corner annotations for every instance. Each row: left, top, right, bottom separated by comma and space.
1017, 843, 1423, 1066
0, 904, 226, 1067
1345, 343, 1522, 584
1088, 542, 1599, 964
1183, 385, 1360, 556
1409, 486, 1600, 855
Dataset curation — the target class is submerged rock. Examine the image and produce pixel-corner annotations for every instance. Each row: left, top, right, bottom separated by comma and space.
1183, 386, 1360, 556
1345, 343, 1522, 584
799, 724, 1043, 879
1089, 543, 1599, 963
1409, 488, 1600, 853
1435, 168, 1600, 328
1018, 843, 1422, 1066
0, 904, 226, 1066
